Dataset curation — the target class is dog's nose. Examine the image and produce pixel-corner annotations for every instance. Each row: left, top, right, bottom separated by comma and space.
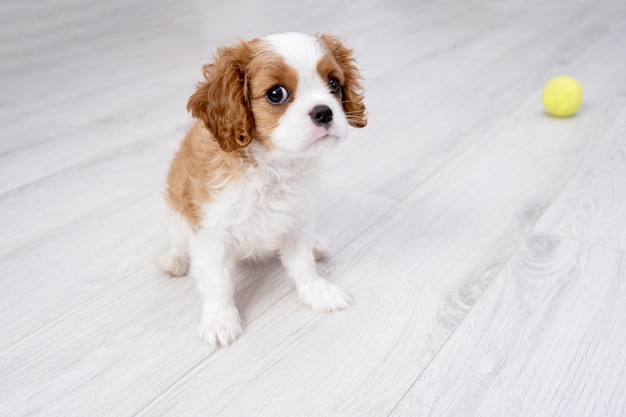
310, 105, 333, 127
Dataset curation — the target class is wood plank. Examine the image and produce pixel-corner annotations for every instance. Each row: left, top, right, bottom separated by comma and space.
0, 142, 172, 257
390, 233, 626, 417
0, 265, 207, 417
0, 94, 189, 194
0, 2, 197, 106
0, 187, 163, 349
535, 106, 626, 250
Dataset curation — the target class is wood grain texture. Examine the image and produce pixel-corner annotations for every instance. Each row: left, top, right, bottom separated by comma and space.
535, 106, 626, 250
390, 233, 626, 417
0, 142, 172, 257
0, 83, 190, 194
0, 188, 163, 349
1, 0, 625, 416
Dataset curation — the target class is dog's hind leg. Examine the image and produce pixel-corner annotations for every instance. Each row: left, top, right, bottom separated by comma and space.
156, 208, 191, 277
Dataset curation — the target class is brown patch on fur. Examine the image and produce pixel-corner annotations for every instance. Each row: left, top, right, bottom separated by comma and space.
319, 35, 367, 128
168, 39, 300, 227
165, 121, 249, 228
247, 51, 299, 147
316, 53, 345, 88
187, 40, 259, 152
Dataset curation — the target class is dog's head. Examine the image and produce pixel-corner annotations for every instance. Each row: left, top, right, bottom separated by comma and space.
187, 32, 367, 157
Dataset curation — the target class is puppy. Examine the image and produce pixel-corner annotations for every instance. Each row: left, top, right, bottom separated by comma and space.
157, 32, 367, 347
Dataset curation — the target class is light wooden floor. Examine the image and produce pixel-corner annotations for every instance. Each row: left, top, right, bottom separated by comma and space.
1, 1, 625, 416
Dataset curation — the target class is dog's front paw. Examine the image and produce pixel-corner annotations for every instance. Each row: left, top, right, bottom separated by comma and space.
198, 305, 243, 347
298, 278, 352, 313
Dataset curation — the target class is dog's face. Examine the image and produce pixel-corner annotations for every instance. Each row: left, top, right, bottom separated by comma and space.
187, 33, 367, 157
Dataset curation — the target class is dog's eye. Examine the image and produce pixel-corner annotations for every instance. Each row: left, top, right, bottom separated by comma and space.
267, 86, 290, 105
328, 78, 340, 94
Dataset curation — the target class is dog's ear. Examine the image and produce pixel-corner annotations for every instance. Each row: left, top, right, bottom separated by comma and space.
187, 41, 256, 152
319, 35, 367, 128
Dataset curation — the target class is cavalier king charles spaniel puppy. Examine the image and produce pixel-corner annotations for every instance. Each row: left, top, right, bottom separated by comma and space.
157, 32, 367, 347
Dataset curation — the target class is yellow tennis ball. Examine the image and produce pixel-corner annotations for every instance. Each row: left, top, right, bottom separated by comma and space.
542, 76, 583, 117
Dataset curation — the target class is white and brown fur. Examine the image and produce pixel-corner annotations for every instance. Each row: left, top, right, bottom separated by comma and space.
157, 32, 367, 347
